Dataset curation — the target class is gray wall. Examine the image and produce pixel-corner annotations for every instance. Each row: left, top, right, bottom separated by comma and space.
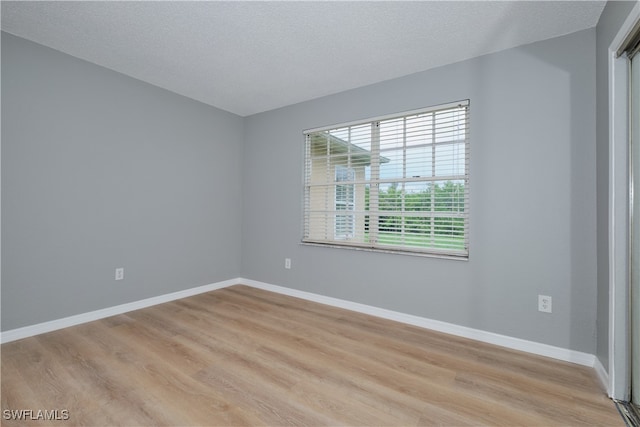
242, 29, 598, 353
595, 0, 637, 375
1, 33, 244, 330
1, 23, 614, 357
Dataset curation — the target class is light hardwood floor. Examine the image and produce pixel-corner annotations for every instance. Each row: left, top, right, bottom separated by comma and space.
1, 285, 623, 426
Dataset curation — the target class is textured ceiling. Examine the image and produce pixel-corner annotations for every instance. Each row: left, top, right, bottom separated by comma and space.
1, 1, 606, 116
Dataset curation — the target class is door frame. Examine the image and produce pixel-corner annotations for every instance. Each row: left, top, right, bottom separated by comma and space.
609, 1, 640, 401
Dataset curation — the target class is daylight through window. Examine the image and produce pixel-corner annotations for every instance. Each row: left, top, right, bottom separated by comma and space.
303, 100, 470, 258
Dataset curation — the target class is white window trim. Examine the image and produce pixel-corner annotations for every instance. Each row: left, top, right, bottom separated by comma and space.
302, 100, 470, 260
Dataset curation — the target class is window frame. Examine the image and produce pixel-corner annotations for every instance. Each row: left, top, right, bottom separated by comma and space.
302, 100, 470, 260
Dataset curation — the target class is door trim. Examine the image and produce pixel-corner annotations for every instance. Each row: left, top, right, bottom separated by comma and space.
609, 0, 640, 401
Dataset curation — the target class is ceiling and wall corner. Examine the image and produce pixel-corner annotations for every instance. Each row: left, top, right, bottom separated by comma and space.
1, 1, 606, 117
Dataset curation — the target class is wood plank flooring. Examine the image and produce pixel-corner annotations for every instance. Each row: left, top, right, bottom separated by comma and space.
1, 285, 623, 426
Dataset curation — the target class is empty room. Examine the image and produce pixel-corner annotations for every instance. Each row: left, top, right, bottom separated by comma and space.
2, 0, 640, 425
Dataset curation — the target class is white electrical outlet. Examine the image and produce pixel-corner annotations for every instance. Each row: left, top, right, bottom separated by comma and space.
538, 295, 552, 313
115, 267, 124, 281
285, 258, 291, 269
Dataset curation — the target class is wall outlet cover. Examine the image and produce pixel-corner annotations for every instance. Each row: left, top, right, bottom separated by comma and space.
538, 295, 552, 313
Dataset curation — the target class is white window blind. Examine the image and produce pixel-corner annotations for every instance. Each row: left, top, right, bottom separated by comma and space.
303, 100, 469, 258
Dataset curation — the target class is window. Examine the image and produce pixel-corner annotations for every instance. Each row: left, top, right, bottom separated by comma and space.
335, 166, 355, 239
303, 100, 469, 258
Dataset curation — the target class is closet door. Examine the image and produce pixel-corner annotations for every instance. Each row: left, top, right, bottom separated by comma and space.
632, 51, 640, 407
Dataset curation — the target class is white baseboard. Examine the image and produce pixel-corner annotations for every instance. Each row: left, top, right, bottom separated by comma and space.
239, 278, 598, 368
593, 357, 611, 396
2, 276, 599, 373
0, 278, 237, 344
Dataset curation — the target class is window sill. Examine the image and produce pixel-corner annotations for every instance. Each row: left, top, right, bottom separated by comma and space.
300, 241, 469, 261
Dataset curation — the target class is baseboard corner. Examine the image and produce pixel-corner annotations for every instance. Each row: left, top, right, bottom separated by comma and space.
593, 356, 610, 396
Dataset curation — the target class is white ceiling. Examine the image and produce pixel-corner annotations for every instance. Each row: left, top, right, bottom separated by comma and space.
1, 1, 606, 117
